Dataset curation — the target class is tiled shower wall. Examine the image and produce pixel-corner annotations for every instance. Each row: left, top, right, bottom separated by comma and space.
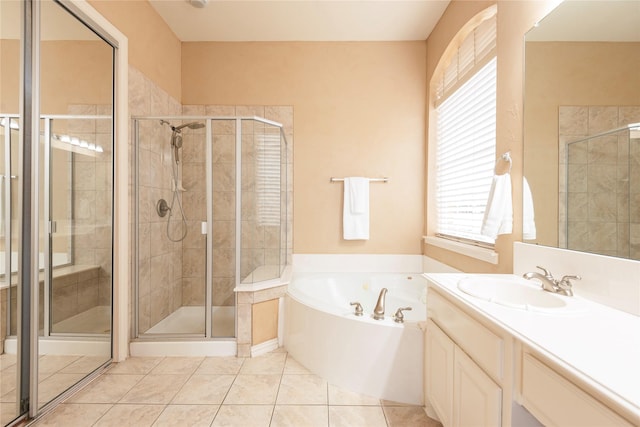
559, 105, 640, 259
129, 66, 183, 334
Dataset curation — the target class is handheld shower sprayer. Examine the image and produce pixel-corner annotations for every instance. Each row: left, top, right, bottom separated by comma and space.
164, 121, 205, 164
157, 120, 205, 242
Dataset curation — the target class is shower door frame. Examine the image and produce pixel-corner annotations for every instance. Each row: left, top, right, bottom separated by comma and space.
133, 115, 287, 340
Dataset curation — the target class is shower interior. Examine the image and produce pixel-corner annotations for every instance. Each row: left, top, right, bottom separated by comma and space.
564, 122, 640, 259
134, 116, 288, 339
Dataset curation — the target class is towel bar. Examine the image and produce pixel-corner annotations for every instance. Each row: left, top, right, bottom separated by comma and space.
330, 177, 389, 183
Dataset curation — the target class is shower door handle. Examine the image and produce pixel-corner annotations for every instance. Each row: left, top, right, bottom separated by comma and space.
201, 222, 207, 235
49, 221, 57, 234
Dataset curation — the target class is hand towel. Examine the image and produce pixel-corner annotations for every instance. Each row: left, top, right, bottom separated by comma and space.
522, 176, 537, 240
343, 177, 370, 240
481, 173, 513, 239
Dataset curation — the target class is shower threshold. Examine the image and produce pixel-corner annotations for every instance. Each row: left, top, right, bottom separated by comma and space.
144, 305, 234, 336
130, 306, 237, 357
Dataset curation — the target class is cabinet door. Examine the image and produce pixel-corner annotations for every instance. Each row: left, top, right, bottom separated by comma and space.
453, 346, 502, 427
426, 320, 454, 426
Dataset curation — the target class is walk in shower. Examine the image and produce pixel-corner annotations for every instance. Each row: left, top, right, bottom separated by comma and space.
133, 116, 288, 342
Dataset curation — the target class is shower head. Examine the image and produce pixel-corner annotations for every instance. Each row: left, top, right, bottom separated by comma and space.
171, 122, 205, 133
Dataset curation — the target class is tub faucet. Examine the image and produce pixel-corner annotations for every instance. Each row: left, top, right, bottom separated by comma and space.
372, 288, 388, 320
523, 266, 580, 297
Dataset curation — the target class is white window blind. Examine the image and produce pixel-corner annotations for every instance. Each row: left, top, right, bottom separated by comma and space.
435, 16, 496, 106
256, 132, 282, 227
435, 56, 497, 245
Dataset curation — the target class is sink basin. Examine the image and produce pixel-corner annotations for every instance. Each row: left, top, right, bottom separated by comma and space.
457, 276, 583, 313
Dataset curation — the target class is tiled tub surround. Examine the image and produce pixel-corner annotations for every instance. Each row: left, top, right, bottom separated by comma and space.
558, 105, 640, 258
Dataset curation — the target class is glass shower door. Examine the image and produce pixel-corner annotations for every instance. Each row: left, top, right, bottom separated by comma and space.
135, 118, 208, 336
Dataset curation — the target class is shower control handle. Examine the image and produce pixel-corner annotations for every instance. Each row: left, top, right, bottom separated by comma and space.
156, 199, 171, 217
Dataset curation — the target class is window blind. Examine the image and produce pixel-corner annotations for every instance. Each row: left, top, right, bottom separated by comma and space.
435, 15, 496, 107
256, 132, 282, 227
435, 57, 497, 245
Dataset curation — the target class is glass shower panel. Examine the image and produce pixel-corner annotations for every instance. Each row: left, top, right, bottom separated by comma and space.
566, 125, 637, 259
240, 119, 283, 285
210, 119, 236, 338
135, 118, 206, 336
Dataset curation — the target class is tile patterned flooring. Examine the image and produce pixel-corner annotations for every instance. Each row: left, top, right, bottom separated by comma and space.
13, 349, 442, 426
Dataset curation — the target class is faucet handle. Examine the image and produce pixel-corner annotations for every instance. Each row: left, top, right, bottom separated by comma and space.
350, 302, 364, 316
536, 265, 553, 278
558, 275, 581, 287
393, 307, 412, 323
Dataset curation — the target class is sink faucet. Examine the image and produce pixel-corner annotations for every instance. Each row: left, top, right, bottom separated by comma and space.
523, 266, 580, 296
372, 288, 388, 320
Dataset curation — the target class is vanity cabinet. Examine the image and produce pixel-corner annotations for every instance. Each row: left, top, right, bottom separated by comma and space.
519, 350, 635, 427
426, 288, 508, 427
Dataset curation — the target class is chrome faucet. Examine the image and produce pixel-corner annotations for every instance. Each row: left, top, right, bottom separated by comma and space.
523, 266, 580, 296
372, 288, 388, 320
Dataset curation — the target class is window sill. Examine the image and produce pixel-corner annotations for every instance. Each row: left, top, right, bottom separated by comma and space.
423, 236, 499, 265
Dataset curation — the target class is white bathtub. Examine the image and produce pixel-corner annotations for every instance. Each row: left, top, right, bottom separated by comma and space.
284, 272, 426, 405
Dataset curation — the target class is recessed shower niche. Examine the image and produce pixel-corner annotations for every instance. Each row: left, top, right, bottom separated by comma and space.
133, 115, 290, 342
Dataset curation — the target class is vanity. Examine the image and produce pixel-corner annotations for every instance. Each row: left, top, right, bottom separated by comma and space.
423, 273, 640, 427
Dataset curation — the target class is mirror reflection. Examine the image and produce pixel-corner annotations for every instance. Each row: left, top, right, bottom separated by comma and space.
1, 0, 114, 420
523, 0, 640, 259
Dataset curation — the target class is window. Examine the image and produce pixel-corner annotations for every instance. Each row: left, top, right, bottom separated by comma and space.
433, 12, 497, 246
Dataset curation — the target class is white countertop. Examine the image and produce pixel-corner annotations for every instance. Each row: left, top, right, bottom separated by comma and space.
424, 273, 640, 420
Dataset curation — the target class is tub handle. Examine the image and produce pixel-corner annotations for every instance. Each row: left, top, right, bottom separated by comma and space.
350, 302, 364, 316
393, 307, 412, 323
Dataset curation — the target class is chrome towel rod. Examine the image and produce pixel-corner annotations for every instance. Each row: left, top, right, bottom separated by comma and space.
330, 177, 389, 183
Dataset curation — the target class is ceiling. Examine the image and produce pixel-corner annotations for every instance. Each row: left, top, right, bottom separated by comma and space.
148, 0, 451, 42
526, 0, 640, 42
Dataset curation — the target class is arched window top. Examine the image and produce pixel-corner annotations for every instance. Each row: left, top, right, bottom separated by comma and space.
432, 5, 497, 106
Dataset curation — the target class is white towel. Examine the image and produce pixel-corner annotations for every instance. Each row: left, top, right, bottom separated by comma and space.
522, 177, 537, 240
343, 177, 370, 240
481, 173, 513, 239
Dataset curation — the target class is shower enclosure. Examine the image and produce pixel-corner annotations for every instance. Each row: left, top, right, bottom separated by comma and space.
133, 116, 288, 341
564, 123, 640, 259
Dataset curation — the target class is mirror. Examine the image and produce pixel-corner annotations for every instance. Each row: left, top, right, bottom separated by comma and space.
523, 0, 640, 259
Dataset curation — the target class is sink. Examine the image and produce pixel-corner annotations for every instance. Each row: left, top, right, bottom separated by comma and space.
457, 276, 585, 313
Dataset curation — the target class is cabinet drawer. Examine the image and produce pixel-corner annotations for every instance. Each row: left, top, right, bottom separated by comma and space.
428, 289, 504, 383
521, 352, 633, 427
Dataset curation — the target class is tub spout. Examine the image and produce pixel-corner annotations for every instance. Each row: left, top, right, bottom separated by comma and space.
372, 288, 388, 320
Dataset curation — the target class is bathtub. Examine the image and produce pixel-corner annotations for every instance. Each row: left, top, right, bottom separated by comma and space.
284, 272, 426, 405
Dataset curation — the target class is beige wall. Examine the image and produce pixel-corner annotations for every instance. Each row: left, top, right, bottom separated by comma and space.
524, 42, 640, 247
182, 41, 426, 254
424, 1, 559, 273
89, 0, 182, 101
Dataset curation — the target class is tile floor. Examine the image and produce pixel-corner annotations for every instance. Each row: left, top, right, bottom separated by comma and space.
22, 349, 442, 426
